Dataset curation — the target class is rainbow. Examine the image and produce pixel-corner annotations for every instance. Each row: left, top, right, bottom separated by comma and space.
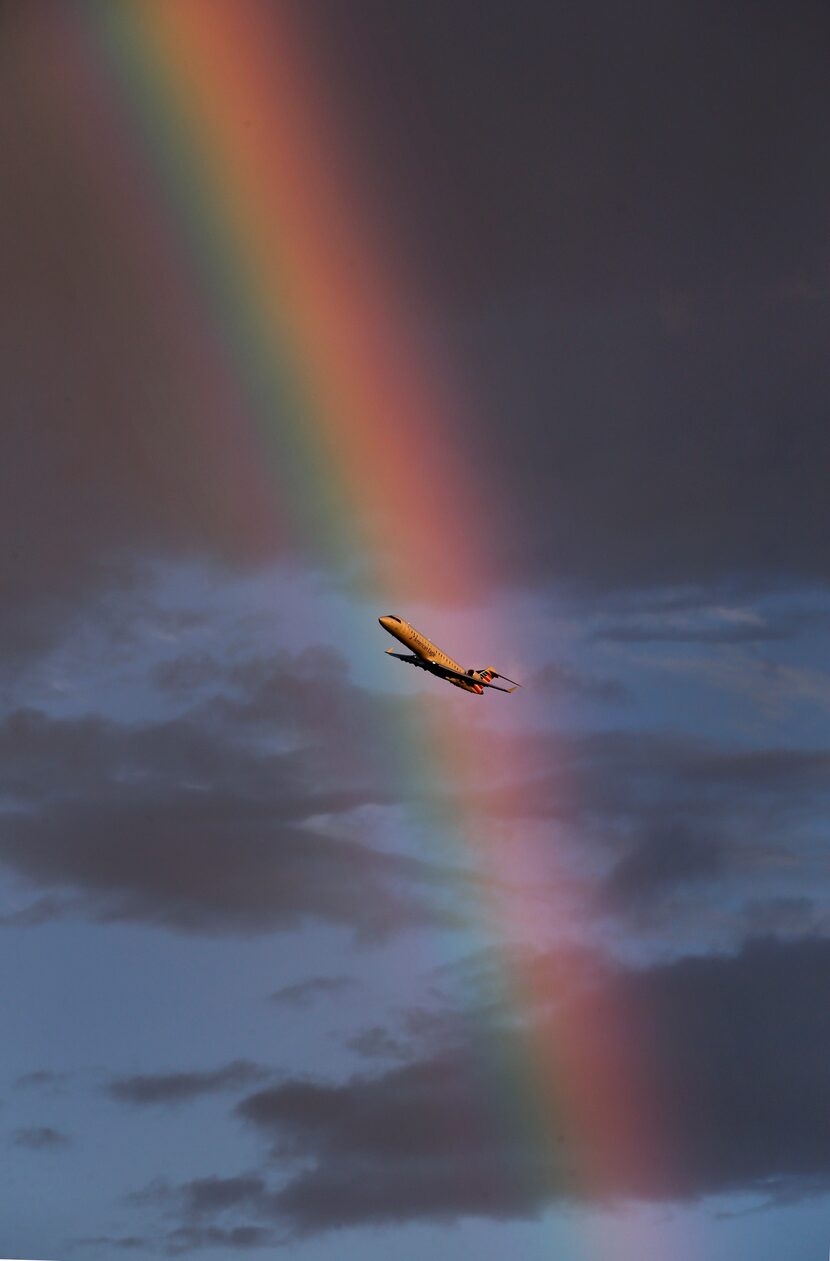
57, 1, 675, 1249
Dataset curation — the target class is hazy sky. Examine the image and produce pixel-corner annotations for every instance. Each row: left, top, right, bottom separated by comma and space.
2, 3, 830, 1259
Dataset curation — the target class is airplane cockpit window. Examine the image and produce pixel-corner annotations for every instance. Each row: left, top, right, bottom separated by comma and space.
386, 615, 401, 622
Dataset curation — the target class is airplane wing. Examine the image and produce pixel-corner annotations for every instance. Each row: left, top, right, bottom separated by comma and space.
385, 649, 429, 669
385, 649, 517, 693
426, 660, 517, 693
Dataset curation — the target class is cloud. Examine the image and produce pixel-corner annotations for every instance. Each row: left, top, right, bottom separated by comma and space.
181, 1175, 267, 1216
482, 728, 830, 816
318, 3, 830, 307
308, 4, 830, 593
128, 1172, 267, 1214
0, 798, 453, 939
122, 1175, 281, 1254
163, 1224, 277, 1253
76, 1224, 276, 1254
0, 894, 76, 928
476, 289, 830, 595
37, 687, 800, 946
526, 662, 629, 704
70, 1236, 148, 1252
4, 645, 827, 943
270, 977, 356, 1009
590, 602, 830, 647
0, 659, 465, 938
345, 1026, 410, 1061
227, 935, 830, 1235
602, 820, 724, 909
679, 656, 830, 716
484, 729, 830, 932
107, 1062, 270, 1107
595, 620, 790, 646
484, 726, 830, 839
738, 895, 827, 938
153, 654, 225, 695
15, 1069, 68, 1090
13, 1125, 70, 1149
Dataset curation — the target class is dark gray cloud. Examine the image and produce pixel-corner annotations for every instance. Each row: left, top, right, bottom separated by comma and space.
13, 1125, 70, 1149
526, 662, 629, 704
0, 658, 464, 938
739, 895, 830, 939
163, 1224, 277, 1253
270, 977, 356, 1009
593, 606, 830, 645
345, 1026, 410, 1061
153, 654, 226, 695
181, 1175, 267, 1217
129, 1173, 267, 1214
597, 621, 791, 645
312, 1, 830, 304
603, 820, 724, 910
107, 1062, 270, 1107
478, 730, 830, 925
595, 622, 782, 645
77, 1223, 276, 1255
15, 1069, 68, 1091
0, 894, 76, 928
1, 799, 450, 939
123, 1175, 280, 1254
308, 2, 830, 592
557, 733, 830, 831
2, 670, 826, 937
71, 1235, 148, 1252
228, 936, 830, 1235
483, 730, 830, 825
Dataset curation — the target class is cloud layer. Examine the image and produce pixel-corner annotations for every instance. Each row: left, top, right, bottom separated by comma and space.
227, 936, 830, 1235
0, 656, 462, 939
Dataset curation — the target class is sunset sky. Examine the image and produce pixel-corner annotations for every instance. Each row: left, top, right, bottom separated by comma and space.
2, 3, 830, 1259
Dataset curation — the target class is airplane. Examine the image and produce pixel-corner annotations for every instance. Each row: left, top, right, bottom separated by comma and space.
378, 615, 521, 695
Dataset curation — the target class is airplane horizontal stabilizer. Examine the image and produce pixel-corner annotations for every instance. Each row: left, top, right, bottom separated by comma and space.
476, 666, 522, 687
